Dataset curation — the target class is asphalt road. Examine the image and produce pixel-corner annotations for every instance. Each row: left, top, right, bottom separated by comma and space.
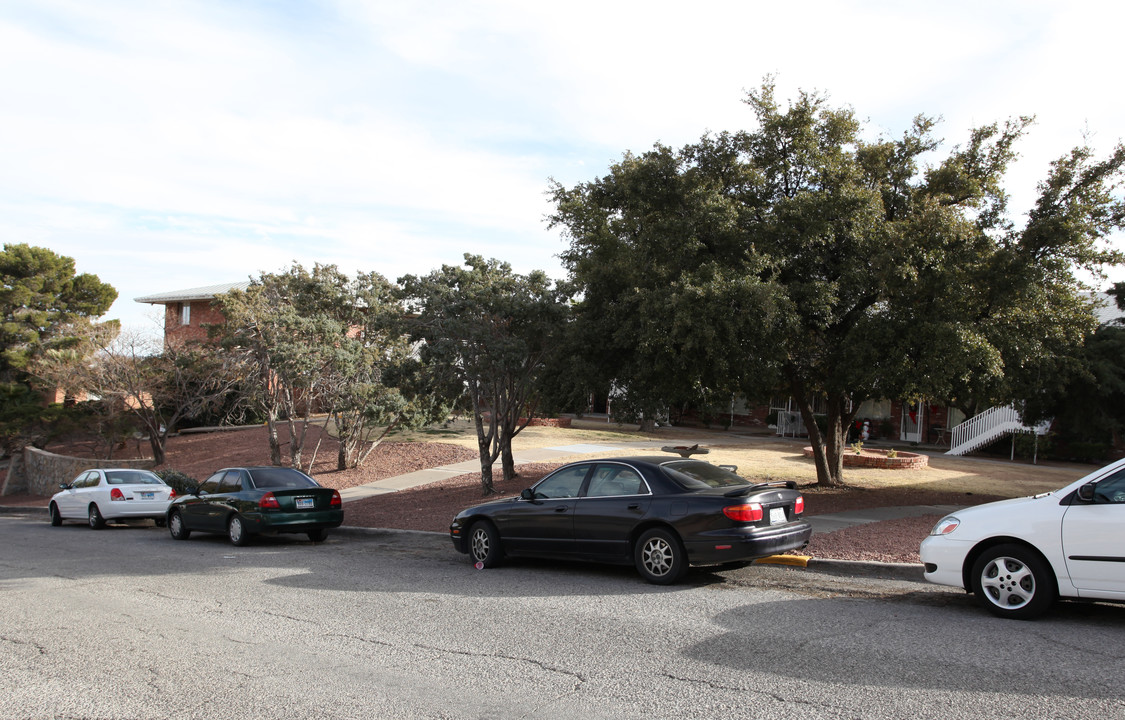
2, 513, 1124, 720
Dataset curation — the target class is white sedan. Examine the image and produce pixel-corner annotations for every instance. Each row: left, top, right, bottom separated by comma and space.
49, 469, 177, 529
920, 457, 1125, 619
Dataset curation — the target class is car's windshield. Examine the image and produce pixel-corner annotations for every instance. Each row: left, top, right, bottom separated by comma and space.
247, 468, 319, 489
661, 460, 748, 489
105, 470, 164, 485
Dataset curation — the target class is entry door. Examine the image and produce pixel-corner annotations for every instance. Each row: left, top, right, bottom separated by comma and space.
901, 401, 923, 443
1061, 469, 1125, 596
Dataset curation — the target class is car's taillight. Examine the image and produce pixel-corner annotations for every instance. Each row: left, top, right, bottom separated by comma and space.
110, 488, 125, 501
794, 496, 804, 515
330, 490, 341, 508
168, 489, 177, 500
259, 492, 281, 510
723, 503, 763, 522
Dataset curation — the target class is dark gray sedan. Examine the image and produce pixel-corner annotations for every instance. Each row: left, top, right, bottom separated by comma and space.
450, 456, 812, 584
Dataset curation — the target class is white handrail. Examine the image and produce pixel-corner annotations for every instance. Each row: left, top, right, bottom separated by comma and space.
947, 405, 1051, 456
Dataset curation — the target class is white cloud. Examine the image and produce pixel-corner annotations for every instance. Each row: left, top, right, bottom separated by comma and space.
1, 0, 1122, 336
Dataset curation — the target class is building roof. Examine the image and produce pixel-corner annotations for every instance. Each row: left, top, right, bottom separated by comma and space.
134, 281, 252, 305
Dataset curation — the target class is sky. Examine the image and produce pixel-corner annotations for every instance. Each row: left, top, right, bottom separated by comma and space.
2, 0, 1123, 337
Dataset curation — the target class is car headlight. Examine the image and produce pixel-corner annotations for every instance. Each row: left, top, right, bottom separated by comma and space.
930, 516, 960, 536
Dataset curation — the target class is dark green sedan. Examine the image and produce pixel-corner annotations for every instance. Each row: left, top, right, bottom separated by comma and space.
167, 467, 343, 546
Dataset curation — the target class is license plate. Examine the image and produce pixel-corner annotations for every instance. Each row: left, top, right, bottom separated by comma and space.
140, 492, 154, 499
296, 497, 315, 510
769, 507, 787, 525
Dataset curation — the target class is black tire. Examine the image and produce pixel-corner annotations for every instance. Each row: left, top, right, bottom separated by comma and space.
307, 529, 328, 543
88, 504, 106, 530
49, 503, 62, 527
168, 510, 191, 540
970, 543, 1056, 620
228, 515, 251, 546
467, 521, 504, 568
634, 528, 688, 585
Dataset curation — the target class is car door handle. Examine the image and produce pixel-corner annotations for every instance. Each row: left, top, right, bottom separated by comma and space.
627, 504, 640, 510
554, 505, 569, 512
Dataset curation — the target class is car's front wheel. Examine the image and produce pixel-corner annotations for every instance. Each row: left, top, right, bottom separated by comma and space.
634, 528, 687, 585
88, 504, 106, 530
971, 544, 1056, 620
168, 510, 191, 540
228, 515, 251, 546
468, 521, 504, 568
49, 503, 62, 527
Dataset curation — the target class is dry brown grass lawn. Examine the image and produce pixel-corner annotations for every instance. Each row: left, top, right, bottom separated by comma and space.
415, 420, 1091, 498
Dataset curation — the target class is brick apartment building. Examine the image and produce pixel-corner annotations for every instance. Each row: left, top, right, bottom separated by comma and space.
134, 281, 250, 346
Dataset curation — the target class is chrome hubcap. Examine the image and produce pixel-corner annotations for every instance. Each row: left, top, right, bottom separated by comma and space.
470, 528, 489, 561
981, 556, 1035, 609
230, 518, 242, 542
642, 538, 673, 576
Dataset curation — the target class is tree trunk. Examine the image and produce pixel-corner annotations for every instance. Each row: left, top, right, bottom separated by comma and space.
500, 442, 517, 482
147, 432, 166, 466
789, 374, 844, 488
469, 383, 496, 495
266, 415, 283, 466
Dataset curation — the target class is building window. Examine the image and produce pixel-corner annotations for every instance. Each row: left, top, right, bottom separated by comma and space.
181, 303, 191, 325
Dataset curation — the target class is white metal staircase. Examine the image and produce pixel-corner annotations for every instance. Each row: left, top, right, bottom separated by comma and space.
946, 405, 1051, 456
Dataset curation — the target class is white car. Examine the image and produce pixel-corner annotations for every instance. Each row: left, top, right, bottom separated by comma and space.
49, 469, 177, 529
920, 457, 1125, 619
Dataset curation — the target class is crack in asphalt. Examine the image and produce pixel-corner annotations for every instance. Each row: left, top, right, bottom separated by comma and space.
662, 672, 852, 713
0, 634, 48, 654
413, 641, 587, 689
327, 632, 392, 648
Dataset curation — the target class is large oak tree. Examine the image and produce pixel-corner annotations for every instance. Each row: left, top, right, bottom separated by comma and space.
550, 80, 1125, 487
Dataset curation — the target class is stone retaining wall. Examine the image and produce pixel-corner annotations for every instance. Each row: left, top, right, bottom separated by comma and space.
2, 447, 155, 496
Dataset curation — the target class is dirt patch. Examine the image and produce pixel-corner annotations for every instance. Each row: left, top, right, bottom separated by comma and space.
43, 425, 477, 490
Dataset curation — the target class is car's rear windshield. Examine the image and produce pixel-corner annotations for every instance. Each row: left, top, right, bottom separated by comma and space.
246, 468, 319, 489
105, 470, 164, 485
661, 460, 748, 490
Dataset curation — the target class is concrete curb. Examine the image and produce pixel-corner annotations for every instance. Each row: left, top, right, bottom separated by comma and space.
0, 509, 925, 579
0, 505, 45, 515
806, 557, 924, 582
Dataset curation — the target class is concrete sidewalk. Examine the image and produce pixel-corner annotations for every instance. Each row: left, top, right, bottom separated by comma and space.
337, 439, 667, 501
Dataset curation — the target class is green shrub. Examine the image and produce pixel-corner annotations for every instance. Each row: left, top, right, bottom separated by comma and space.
156, 469, 199, 495
1067, 441, 1109, 463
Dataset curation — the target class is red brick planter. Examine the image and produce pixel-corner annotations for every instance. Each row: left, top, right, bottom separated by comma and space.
803, 447, 928, 469
522, 417, 572, 428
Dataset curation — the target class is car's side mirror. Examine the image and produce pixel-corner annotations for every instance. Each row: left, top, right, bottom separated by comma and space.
1077, 482, 1097, 503
520, 488, 535, 501
59, 483, 70, 490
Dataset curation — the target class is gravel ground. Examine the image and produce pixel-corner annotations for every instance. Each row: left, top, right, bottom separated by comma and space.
5, 426, 1007, 564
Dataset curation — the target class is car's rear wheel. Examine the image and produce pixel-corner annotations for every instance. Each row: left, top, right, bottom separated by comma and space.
307, 529, 328, 543
468, 521, 504, 568
634, 528, 687, 585
228, 515, 251, 546
88, 504, 106, 530
971, 544, 1056, 620
168, 510, 191, 540
49, 503, 62, 527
